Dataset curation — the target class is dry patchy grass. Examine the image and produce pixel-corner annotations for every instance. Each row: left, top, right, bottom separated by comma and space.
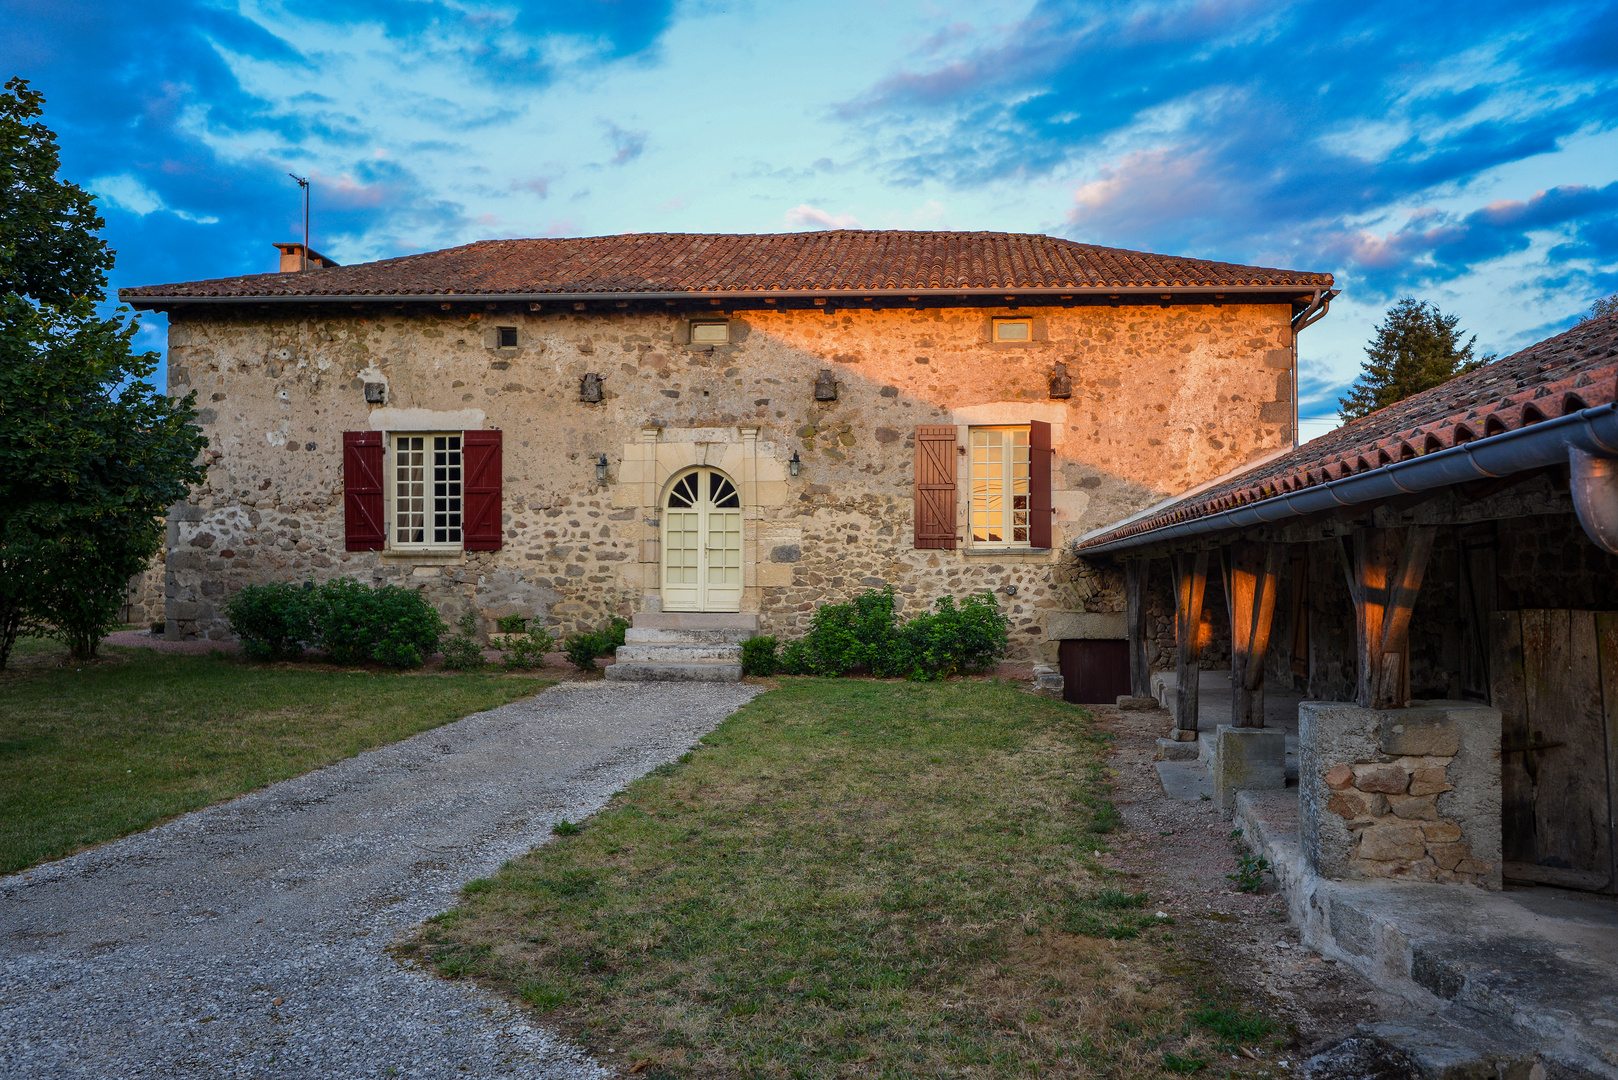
404, 678, 1279, 1078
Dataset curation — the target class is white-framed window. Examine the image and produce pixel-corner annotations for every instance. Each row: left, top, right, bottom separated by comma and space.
992, 317, 1033, 342
689, 320, 730, 344
392, 433, 463, 547
969, 426, 1030, 546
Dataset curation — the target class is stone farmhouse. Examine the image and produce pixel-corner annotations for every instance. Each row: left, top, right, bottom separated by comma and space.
122, 231, 1333, 681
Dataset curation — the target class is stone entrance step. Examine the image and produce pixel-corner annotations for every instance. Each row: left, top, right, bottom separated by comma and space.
603, 612, 756, 683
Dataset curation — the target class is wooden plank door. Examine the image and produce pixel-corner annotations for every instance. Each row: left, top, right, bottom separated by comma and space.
1059, 639, 1131, 705
1492, 609, 1616, 891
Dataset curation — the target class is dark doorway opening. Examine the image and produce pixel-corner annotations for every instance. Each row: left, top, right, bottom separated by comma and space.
1059, 639, 1131, 705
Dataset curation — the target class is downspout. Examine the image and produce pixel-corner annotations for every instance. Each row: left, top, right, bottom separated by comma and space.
1289, 289, 1335, 450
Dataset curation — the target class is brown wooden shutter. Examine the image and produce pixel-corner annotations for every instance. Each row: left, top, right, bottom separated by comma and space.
914, 425, 957, 549
462, 429, 503, 550
1029, 420, 1053, 549
343, 431, 386, 551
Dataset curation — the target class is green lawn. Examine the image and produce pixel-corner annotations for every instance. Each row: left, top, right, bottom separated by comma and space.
0, 643, 553, 873
405, 678, 1275, 1078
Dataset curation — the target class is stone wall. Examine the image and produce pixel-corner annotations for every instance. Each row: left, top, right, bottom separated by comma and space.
1300, 700, 1502, 889
160, 301, 1296, 655
122, 551, 167, 627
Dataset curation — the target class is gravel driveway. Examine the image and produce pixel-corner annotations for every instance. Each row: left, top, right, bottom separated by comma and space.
0, 680, 761, 1079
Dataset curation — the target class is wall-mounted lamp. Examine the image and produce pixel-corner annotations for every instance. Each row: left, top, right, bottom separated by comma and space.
789, 451, 801, 477
1003, 584, 1018, 596
814, 369, 839, 402
580, 372, 605, 403
594, 453, 609, 483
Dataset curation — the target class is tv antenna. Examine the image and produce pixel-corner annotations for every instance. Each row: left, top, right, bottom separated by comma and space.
288, 173, 309, 271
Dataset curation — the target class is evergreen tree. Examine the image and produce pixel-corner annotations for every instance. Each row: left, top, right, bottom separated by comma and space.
0, 77, 208, 666
1338, 297, 1488, 422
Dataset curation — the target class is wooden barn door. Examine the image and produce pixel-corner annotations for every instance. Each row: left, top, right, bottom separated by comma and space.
1491, 610, 1618, 892
1060, 639, 1131, 705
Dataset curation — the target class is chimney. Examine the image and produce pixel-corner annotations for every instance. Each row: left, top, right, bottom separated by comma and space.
274, 242, 340, 273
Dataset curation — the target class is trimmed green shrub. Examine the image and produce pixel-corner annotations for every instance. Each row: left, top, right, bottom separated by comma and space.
309, 577, 446, 668
495, 613, 528, 634
501, 627, 555, 670
778, 586, 903, 676
224, 581, 315, 660
600, 617, 629, 654
895, 592, 1009, 679
740, 635, 779, 677
563, 630, 606, 672
441, 612, 486, 671
776, 586, 1009, 680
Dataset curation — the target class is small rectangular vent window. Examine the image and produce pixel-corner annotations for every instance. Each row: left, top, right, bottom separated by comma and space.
497, 326, 518, 348
690, 321, 729, 344
993, 318, 1032, 342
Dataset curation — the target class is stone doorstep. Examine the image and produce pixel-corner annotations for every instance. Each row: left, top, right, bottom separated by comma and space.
631, 612, 759, 631
603, 660, 743, 683
614, 644, 744, 664
624, 626, 755, 645
1234, 788, 1618, 1079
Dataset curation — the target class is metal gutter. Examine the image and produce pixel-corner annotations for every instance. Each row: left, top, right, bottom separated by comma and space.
118, 283, 1332, 309
1075, 402, 1618, 557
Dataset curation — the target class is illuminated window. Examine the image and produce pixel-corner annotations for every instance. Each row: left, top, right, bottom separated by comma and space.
690, 321, 729, 344
993, 318, 1032, 342
394, 434, 462, 546
970, 426, 1030, 545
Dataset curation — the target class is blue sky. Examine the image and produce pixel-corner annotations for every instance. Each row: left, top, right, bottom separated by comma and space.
3, 0, 1615, 432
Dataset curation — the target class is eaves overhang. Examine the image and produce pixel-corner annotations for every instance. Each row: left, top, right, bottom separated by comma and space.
1075, 402, 1618, 557
118, 283, 1329, 312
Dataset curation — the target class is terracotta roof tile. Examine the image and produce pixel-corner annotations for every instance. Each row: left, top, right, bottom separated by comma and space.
120, 231, 1332, 301
1078, 310, 1618, 550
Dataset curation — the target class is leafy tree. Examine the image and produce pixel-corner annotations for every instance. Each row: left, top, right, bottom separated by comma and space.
1338, 297, 1489, 422
1577, 294, 1618, 324
0, 77, 206, 667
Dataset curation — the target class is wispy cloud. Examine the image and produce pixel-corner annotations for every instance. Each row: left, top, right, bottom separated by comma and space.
786, 205, 864, 229
605, 122, 647, 165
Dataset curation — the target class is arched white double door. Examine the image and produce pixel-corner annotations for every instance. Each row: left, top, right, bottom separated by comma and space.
662, 467, 742, 612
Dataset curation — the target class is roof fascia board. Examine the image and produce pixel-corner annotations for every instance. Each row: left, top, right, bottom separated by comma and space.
1075, 403, 1618, 557
120, 283, 1330, 309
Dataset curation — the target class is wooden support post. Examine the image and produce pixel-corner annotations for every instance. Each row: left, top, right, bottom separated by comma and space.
1126, 558, 1151, 698
1173, 550, 1209, 734
1338, 526, 1437, 709
1225, 542, 1287, 727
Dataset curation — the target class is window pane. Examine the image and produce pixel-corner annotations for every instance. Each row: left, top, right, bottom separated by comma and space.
994, 319, 1031, 342
690, 322, 729, 343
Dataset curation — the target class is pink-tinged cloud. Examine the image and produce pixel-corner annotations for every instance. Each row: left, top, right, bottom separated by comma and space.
512, 177, 551, 198
1067, 147, 1229, 237
659, 196, 686, 211
785, 205, 863, 230
309, 171, 398, 210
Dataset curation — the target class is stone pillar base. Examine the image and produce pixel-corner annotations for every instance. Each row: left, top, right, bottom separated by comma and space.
1031, 665, 1064, 698
1299, 700, 1502, 889
1214, 725, 1286, 813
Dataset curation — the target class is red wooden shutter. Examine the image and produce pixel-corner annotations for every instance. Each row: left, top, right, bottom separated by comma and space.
914, 425, 958, 550
462, 429, 503, 550
1029, 420, 1053, 549
343, 431, 385, 551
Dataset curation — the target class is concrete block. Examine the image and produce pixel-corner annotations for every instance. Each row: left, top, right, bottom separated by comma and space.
1156, 738, 1198, 761
1213, 725, 1286, 813
1116, 694, 1157, 710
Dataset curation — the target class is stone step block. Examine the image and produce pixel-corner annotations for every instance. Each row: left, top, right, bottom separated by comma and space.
603, 661, 744, 683
631, 612, 759, 631
624, 627, 755, 645
1156, 737, 1199, 761
615, 644, 744, 663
